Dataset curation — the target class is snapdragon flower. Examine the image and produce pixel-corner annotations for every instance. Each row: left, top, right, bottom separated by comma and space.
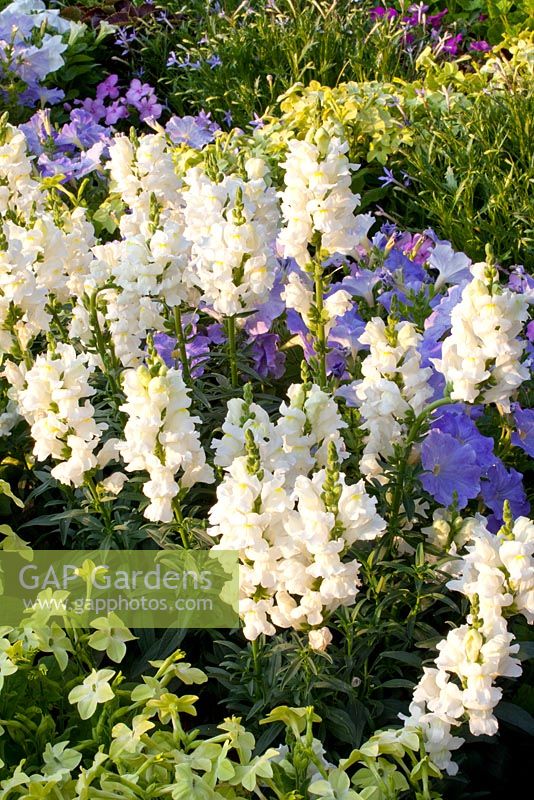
434, 263, 530, 410
209, 434, 385, 643
10, 343, 105, 487
346, 317, 433, 479
277, 130, 364, 267
118, 361, 213, 522
182, 158, 280, 317
404, 510, 534, 769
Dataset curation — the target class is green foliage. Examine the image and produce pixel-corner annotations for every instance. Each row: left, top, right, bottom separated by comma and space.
391, 88, 534, 268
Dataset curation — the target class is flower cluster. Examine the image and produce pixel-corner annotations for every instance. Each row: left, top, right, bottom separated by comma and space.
209, 384, 385, 644
403, 511, 534, 773
182, 157, 280, 317
0, 0, 73, 108
435, 263, 530, 410
277, 128, 365, 268
7, 343, 105, 486
342, 317, 433, 479
118, 360, 213, 522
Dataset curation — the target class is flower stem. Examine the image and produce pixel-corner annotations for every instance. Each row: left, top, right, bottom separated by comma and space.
313, 259, 327, 389
389, 395, 452, 527
173, 304, 191, 384
226, 315, 238, 388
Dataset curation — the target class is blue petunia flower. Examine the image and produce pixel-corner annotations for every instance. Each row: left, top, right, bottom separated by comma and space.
420, 430, 481, 509
511, 406, 534, 458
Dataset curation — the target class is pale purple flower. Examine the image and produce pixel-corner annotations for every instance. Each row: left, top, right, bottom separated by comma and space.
481, 462, 529, 525
511, 406, 534, 458
250, 333, 285, 379
207, 54, 222, 68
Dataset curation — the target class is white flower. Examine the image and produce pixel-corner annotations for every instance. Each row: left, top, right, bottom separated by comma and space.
118, 365, 213, 522
68, 668, 115, 720
434, 264, 529, 410
428, 242, 471, 290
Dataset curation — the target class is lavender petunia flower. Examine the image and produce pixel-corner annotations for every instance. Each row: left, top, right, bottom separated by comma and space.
420, 430, 481, 508
432, 409, 496, 470
250, 333, 285, 379
166, 114, 219, 148
480, 462, 530, 524
153, 333, 177, 366
511, 406, 534, 458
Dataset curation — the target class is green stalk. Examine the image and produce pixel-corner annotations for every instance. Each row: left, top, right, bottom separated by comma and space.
389, 395, 453, 526
173, 304, 191, 384
226, 315, 239, 388
313, 259, 327, 389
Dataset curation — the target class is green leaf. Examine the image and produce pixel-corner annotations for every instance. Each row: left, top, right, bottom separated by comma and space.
0, 480, 23, 508
494, 702, 534, 736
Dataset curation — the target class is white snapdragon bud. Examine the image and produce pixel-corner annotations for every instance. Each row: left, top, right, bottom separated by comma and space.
308, 626, 333, 651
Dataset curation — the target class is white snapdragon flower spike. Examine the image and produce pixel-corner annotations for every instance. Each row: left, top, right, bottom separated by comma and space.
182, 159, 280, 317
209, 436, 385, 643
211, 382, 347, 489
118, 364, 214, 522
403, 512, 534, 768
346, 318, 432, 479
277, 130, 365, 267
9, 343, 106, 487
434, 263, 529, 410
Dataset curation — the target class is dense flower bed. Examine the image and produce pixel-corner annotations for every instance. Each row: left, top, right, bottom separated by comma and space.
0, 1, 532, 798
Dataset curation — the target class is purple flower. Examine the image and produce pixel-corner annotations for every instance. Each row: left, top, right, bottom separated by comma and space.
114, 29, 138, 55
37, 142, 106, 181
19, 84, 65, 107
245, 279, 285, 336
369, 6, 399, 21
250, 333, 285, 379
511, 406, 534, 458
249, 113, 265, 129
378, 167, 398, 187
223, 110, 233, 127
427, 9, 448, 28
153, 333, 177, 366
104, 100, 129, 126
56, 109, 110, 150
125, 79, 162, 121
207, 53, 222, 68
341, 269, 380, 306
527, 321, 534, 342
166, 114, 220, 148
403, 3, 429, 26
19, 109, 56, 155
420, 430, 481, 509
432, 409, 496, 470
96, 74, 121, 101
441, 33, 463, 56
508, 266, 534, 302
469, 40, 491, 52
481, 462, 529, 524
175, 54, 201, 70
